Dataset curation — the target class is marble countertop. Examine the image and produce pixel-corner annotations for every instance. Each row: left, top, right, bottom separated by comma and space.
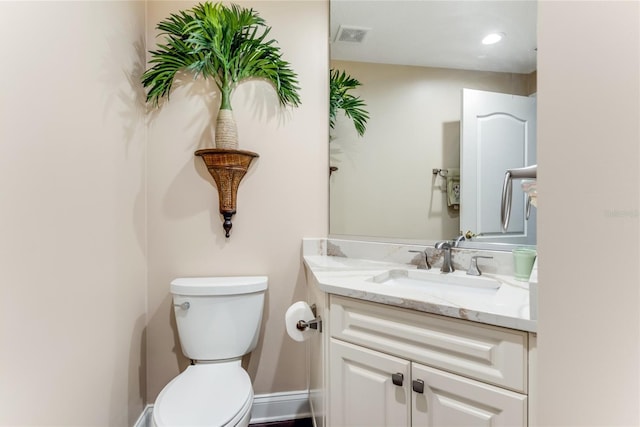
303, 254, 536, 333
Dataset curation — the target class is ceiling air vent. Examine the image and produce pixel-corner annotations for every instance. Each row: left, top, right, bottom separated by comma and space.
335, 25, 371, 43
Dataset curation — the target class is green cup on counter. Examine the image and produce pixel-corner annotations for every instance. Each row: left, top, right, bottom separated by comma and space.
513, 247, 537, 281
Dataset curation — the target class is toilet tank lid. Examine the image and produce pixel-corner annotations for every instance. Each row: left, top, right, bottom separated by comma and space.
171, 276, 268, 296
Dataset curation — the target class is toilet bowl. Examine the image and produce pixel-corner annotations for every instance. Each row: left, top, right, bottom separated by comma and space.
153, 276, 268, 427
153, 363, 253, 427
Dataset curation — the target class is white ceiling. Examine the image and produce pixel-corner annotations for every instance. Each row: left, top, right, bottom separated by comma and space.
330, 0, 537, 74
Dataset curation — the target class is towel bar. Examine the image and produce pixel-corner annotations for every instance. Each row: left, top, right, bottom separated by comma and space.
500, 165, 537, 232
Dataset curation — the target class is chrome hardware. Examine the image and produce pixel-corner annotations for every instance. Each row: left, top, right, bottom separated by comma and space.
173, 301, 190, 310
392, 373, 404, 386
467, 256, 494, 276
464, 230, 476, 239
296, 317, 322, 333
296, 304, 322, 332
500, 164, 537, 232
434, 241, 454, 273
409, 249, 431, 270
412, 379, 425, 394
453, 235, 466, 247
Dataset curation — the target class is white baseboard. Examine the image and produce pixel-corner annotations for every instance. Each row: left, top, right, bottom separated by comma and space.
133, 390, 310, 426
250, 390, 311, 423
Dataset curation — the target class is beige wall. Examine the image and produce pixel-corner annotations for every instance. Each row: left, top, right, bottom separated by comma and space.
0, 1, 328, 423
537, 1, 640, 425
0, 1, 147, 426
145, 1, 328, 401
2, 1, 640, 425
329, 60, 533, 241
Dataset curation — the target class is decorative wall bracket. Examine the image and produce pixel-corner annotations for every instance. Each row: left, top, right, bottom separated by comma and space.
195, 148, 259, 238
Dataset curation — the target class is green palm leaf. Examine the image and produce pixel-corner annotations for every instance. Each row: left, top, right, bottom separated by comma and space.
141, 1, 301, 110
330, 69, 369, 137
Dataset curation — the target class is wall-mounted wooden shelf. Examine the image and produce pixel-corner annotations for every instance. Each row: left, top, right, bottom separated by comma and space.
195, 148, 259, 238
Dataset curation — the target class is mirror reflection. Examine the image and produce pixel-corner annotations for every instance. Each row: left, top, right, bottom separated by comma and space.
329, 1, 537, 246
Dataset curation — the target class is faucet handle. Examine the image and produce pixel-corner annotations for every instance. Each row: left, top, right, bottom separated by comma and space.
434, 241, 452, 249
409, 250, 431, 270
453, 234, 466, 247
467, 256, 493, 276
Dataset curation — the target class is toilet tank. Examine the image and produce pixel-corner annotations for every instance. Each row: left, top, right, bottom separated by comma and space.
170, 276, 268, 361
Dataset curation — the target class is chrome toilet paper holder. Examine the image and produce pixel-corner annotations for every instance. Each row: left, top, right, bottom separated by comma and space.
296, 304, 322, 333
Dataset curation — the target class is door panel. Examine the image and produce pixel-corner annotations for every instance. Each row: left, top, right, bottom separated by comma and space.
329, 338, 411, 427
412, 362, 527, 426
461, 88, 536, 244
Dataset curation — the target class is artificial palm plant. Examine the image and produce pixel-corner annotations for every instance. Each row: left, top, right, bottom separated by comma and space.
329, 69, 369, 137
142, 1, 301, 150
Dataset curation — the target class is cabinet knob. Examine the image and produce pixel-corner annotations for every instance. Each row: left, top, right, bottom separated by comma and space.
391, 372, 404, 386
412, 379, 425, 394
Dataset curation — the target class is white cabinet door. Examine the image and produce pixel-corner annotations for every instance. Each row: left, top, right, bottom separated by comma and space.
330, 338, 411, 427
411, 362, 527, 427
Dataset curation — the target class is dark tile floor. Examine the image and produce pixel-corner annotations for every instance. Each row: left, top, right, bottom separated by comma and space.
250, 418, 313, 427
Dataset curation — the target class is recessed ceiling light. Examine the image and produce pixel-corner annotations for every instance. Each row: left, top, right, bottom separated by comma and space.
482, 32, 505, 45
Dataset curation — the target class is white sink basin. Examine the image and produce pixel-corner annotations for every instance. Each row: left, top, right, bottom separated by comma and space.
372, 269, 501, 291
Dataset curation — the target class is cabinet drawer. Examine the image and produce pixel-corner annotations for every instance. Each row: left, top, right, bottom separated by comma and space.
330, 295, 528, 392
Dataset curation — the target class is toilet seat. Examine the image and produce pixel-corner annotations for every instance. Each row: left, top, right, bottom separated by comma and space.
153, 363, 253, 427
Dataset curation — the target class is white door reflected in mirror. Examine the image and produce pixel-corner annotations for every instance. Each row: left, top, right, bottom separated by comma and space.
461, 89, 537, 245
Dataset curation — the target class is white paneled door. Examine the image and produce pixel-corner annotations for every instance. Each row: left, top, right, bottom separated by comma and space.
411, 362, 527, 426
329, 339, 411, 427
461, 89, 537, 244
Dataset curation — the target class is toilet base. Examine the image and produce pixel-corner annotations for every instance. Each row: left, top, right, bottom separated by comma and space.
152, 403, 251, 427
152, 363, 254, 426
236, 405, 252, 427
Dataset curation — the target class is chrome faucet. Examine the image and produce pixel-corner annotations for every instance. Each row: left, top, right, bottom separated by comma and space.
409, 249, 431, 270
434, 241, 454, 273
453, 234, 466, 247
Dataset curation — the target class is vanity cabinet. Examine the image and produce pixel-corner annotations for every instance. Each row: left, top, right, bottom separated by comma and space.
328, 295, 529, 427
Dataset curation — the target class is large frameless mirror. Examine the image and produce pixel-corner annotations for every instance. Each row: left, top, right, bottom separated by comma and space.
329, 1, 537, 248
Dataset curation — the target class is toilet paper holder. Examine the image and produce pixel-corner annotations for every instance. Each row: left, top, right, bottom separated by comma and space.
296, 304, 322, 333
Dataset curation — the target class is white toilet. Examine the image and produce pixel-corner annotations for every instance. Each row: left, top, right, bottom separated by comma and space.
153, 276, 268, 427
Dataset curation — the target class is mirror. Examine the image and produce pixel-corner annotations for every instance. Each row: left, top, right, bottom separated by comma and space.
329, 1, 537, 248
